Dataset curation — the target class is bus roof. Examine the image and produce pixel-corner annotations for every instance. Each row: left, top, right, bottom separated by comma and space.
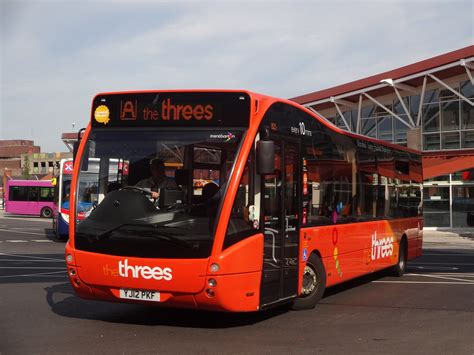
6, 179, 54, 187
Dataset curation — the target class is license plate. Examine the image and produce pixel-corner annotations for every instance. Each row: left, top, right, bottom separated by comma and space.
119, 288, 160, 302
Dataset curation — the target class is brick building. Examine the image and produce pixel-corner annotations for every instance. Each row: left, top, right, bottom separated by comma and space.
0, 140, 40, 178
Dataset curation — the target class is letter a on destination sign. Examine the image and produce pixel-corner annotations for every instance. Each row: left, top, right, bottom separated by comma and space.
120, 100, 137, 120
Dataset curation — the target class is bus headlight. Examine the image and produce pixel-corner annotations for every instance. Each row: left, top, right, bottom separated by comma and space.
208, 278, 217, 287
66, 254, 73, 263
210, 263, 219, 273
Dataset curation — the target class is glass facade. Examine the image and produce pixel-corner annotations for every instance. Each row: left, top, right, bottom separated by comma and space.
424, 169, 474, 228
422, 82, 474, 151
327, 80, 474, 151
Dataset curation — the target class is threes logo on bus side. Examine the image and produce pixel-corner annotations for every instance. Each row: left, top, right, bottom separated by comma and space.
371, 231, 394, 260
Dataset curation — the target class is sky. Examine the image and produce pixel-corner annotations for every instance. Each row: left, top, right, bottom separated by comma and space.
0, 0, 472, 152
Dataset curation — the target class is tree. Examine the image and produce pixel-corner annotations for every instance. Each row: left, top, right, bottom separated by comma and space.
22, 155, 31, 179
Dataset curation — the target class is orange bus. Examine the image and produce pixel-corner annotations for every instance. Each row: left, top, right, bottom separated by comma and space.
66, 90, 423, 311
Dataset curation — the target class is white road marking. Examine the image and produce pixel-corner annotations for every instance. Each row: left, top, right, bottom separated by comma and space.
410, 262, 474, 266
0, 270, 67, 278
0, 259, 64, 262
0, 239, 53, 243
15, 227, 47, 230
0, 216, 51, 223
410, 266, 459, 271
373, 281, 474, 285
0, 253, 63, 261
0, 228, 50, 236
405, 273, 474, 283
423, 253, 474, 256
0, 266, 65, 269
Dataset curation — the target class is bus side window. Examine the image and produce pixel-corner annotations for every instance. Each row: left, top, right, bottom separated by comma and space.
304, 145, 354, 226
10, 186, 27, 201
29, 187, 39, 202
40, 187, 54, 202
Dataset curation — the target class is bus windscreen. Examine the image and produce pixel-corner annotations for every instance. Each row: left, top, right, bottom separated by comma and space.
75, 129, 245, 259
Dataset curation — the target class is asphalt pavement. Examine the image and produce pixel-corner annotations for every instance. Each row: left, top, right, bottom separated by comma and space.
0, 211, 473, 355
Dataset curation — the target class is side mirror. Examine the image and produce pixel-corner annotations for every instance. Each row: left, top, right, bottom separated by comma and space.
73, 142, 79, 162
257, 140, 275, 175
73, 128, 87, 170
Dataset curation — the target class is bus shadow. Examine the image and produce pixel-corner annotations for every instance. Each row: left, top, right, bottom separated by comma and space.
45, 282, 288, 328
322, 271, 386, 299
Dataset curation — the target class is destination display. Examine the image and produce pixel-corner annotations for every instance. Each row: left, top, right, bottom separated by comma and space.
91, 92, 251, 128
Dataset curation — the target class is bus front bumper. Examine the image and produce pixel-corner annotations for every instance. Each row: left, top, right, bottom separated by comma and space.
65, 248, 262, 312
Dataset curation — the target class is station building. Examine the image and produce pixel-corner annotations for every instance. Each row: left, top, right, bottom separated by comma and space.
291, 46, 474, 229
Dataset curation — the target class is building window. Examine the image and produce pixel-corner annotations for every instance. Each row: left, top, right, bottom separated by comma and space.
440, 100, 460, 131
361, 118, 376, 137
377, 116, 393, 141
461, 100, 474, 129
423, 103, 440, 132
460, 80, 474, 98
441, 132, 460, 150
335, 111, 350, 130
394, 117, 408, 144
361, 105, 375, 118
462, 131, 474, 148
424, 89, 439, 103
410, 95, 420, 118
423, 133, 440, 150
420, 80, 473, 151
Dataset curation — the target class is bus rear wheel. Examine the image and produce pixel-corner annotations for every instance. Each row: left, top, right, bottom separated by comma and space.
290, 254, 326, 310
40, 207, 53, 218
390, 239, 407, 277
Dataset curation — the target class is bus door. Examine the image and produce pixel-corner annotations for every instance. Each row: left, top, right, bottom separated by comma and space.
260, 138, 300, 308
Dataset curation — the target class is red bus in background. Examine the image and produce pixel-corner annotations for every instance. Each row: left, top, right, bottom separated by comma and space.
66, 90, 423, 312
5, 179, 56, 218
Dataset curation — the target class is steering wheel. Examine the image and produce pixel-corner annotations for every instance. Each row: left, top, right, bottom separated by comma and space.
119, 186, 153, 196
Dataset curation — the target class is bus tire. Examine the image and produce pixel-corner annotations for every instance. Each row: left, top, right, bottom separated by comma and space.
290, 254, 326, 310
40, 207, 53, 218
390, 238, 407, 277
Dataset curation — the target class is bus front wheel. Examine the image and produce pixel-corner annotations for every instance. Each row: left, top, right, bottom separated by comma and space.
290, 254, 326, 310
40, 207, 53, 218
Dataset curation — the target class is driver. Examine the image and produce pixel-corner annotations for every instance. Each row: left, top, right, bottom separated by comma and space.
135, 159, 177, 199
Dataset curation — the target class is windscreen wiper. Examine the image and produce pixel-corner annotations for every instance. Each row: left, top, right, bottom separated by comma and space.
95, 223, 196, 249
